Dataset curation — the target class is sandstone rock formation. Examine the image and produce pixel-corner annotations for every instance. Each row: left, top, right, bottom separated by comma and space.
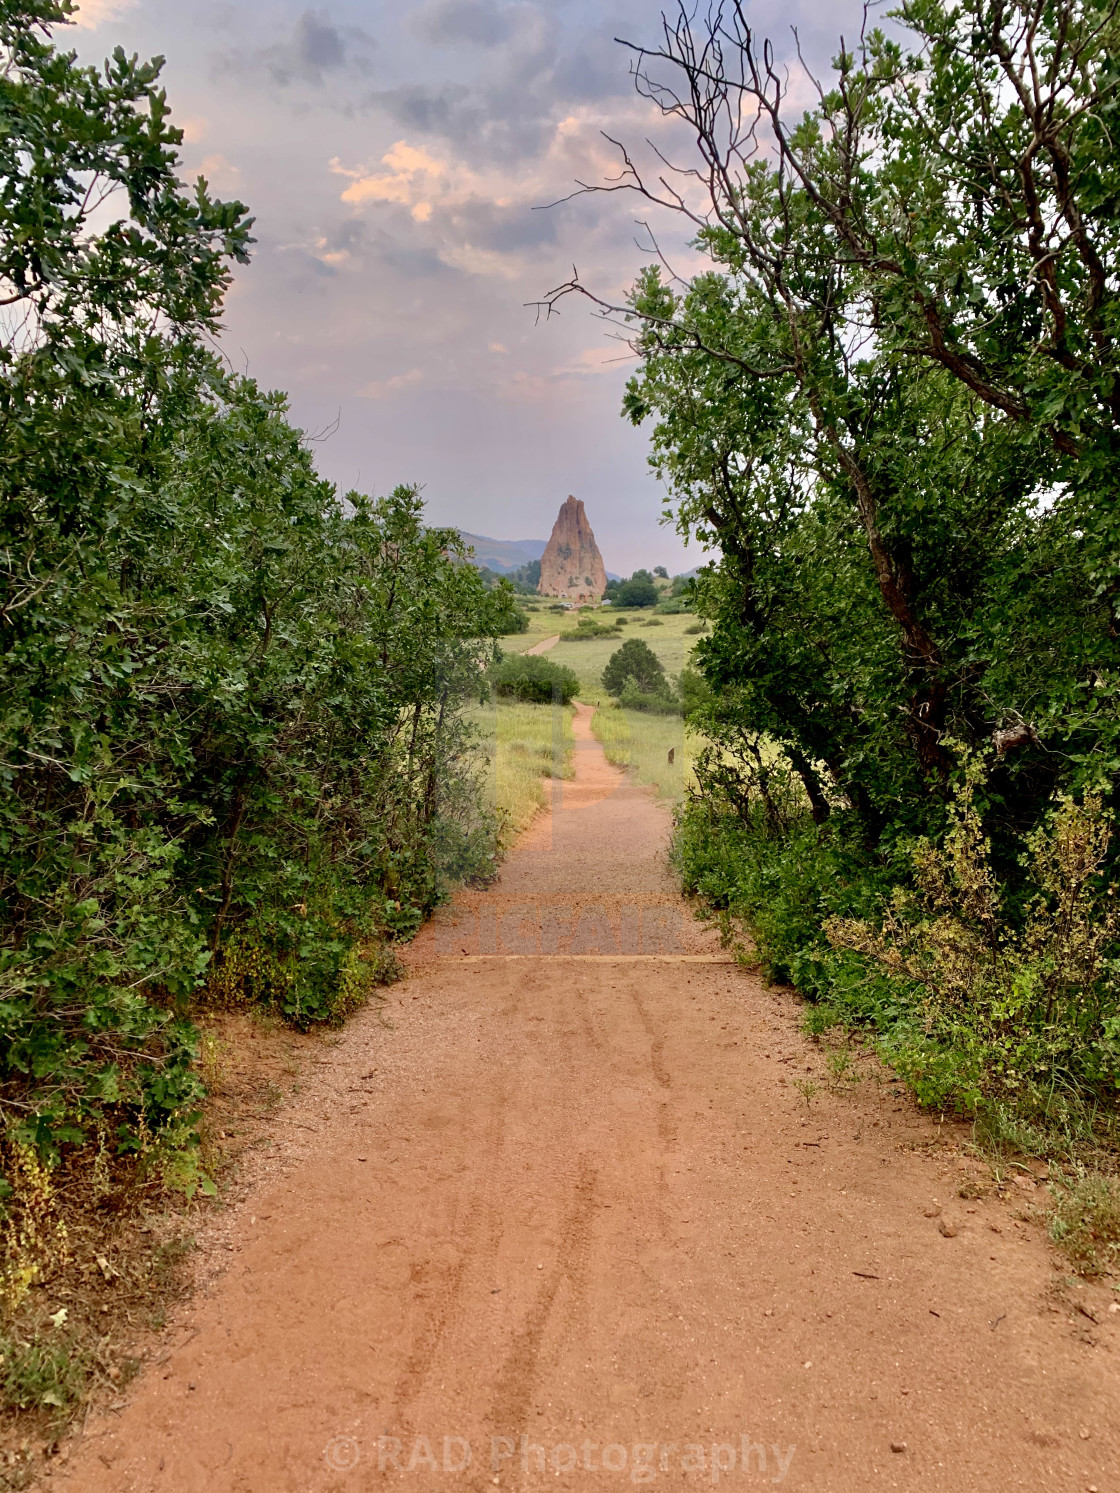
537, 496, 607, 605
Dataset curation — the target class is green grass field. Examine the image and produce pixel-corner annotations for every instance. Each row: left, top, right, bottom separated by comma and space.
466, 697, 575, 844
501, 603, 708, 804
591, 703, 701, 802
506, 605, 706, 700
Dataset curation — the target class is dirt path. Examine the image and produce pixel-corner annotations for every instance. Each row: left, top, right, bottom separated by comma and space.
524, 634, 560, 655
67, 704, 1120, 1492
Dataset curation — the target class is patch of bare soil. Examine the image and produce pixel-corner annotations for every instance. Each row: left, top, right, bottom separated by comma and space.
0, 1013, 322, 1489
57, 704, 1120, 1492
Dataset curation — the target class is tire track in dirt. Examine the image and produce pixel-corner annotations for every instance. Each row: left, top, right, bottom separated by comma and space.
626, 986, 678, 1242
392, 1013, 523, 1425
629, 988, 672, 1091
485, 1157, 599, 1456
390, 1184, 483, 1423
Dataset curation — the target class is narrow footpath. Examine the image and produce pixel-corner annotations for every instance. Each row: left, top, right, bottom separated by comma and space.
68, 704, 1120, 1492
523, 634, 561, 656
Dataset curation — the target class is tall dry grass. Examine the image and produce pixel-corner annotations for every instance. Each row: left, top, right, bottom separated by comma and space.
591, 704, 701, 803
468, 699, 575, 843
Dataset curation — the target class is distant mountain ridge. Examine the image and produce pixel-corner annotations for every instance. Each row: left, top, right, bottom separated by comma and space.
459, 530, 621, 582
458, 532, 547, 573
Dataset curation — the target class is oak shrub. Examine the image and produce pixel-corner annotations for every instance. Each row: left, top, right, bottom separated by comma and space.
0, 1, 507, 1241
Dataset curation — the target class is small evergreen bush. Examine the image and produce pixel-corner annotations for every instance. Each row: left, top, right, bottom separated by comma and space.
560, 618, 617, 640
499, 603, 530, 634
602, 639, 669, 698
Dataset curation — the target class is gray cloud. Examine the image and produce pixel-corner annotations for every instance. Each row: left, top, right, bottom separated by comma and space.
322, 217, 368, 254
441, 197, 559, 253
413, 0, 516, 47
275, 246, 339, 283
372, 45, 628, 167
378, 241, 455, 280
218, 8, 375, 88
374, 81, 479, 137
215, 1, 631, 167
291, 13, 347, 73
316, 217, 457, 281
360, 3, 638, 165
88, 0, 873, 573
550, 38, 628, 104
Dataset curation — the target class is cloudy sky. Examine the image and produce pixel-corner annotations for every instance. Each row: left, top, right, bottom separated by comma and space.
68, 0, 866, 574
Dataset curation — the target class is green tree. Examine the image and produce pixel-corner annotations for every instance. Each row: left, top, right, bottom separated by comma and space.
546, 0, 1120, 839
678, 664, 711, 720
615, 571, 659, 608
602, 639, 668, 697
542, 0, 1120, 1112
511, 559, 542, 592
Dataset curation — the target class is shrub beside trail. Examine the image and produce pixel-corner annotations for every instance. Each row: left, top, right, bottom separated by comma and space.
490, 653, 580, 705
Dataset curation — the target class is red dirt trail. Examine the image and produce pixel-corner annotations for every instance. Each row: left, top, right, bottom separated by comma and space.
66, 703, 1120, 1492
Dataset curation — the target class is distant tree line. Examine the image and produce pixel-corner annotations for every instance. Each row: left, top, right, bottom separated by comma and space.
474, 559, 541, 596
605, 569, 693, 609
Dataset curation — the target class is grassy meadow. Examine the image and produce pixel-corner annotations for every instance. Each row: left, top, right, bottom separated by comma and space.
499, 599, 709, 805
591, 704, 703, 802
467, 696, 575, 844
